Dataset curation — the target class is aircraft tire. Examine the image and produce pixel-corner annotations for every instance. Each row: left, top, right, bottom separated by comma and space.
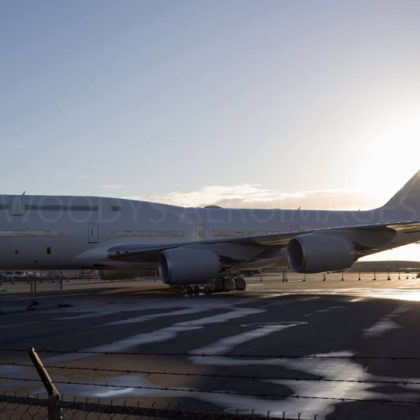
234, 277, 246, 291
223, 278, 236, 291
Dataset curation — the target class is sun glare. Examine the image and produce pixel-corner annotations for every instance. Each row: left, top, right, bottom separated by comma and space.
361, 243, 420, 262
357, 112, 420, 202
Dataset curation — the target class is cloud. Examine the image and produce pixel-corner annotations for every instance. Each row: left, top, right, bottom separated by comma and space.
100, 184, 124, 189
77, 175, 89, 179
127, 184, 378, 210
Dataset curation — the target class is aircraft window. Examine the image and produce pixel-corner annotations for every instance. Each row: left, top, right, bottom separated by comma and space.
14, 249, 19, 255
0, 204, 9, 210
25, 205, 99, 211
111, 206, 122, 212
46, 246, 52, 255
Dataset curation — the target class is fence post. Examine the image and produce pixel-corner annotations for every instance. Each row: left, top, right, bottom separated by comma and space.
28, 347, 62, 420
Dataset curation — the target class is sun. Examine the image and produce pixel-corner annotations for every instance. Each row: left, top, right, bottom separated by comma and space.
356, 112, 420, 203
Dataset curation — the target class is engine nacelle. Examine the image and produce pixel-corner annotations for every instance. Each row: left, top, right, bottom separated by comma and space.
158, 247, 221, 285
287, 234, 356, 273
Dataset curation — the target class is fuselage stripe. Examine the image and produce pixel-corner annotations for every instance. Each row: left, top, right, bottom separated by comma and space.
25, 205, 99, 211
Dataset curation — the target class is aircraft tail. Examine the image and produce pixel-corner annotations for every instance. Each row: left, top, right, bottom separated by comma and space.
382, 170, 420, 215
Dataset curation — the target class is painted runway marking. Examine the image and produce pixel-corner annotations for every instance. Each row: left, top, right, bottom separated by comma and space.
104, 307, 212, 326
88, 307, 264, 353
191, 323, 304, 355
44, 304, 265, 363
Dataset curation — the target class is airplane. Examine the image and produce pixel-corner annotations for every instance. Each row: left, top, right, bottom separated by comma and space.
1, 170, 420, 293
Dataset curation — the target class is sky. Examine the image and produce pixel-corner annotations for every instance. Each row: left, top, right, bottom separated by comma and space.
1, 0, 420, 260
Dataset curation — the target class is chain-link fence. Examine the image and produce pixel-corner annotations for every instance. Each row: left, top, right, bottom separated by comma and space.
0, 393, 307, 420
0, 395, 49, 420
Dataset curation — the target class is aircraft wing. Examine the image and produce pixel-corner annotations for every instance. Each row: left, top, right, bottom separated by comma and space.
107, 219, 420, 263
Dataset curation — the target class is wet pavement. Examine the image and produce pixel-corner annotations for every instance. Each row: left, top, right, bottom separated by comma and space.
1, 273, 420, 419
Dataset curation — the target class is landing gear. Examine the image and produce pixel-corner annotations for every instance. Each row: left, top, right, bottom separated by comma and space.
204, 286, 212, 295
211, 276, 247, 293
234, 277, 246, 291
187, 286, 201, 296
184, 275, 247, 296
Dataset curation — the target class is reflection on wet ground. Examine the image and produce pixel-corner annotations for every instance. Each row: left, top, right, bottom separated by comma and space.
1, 273, 420, 419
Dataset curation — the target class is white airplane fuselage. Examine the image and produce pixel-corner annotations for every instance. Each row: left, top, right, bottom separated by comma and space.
0, 194, 415, 271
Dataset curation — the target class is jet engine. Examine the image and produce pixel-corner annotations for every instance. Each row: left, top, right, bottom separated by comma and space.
287, 233, 356, 273
158, 247, 221, 285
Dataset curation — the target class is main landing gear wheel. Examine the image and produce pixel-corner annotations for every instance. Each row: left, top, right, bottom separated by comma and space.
187, 286, 201, 296
234, 277, 246, 291
185, 278, 246, 295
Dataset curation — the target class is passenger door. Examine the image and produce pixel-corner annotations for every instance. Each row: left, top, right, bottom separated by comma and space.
9, 196, 24, 216
196, 224, 206, 240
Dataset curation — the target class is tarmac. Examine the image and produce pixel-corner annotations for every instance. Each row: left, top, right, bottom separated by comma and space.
1, 272, 420, 419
